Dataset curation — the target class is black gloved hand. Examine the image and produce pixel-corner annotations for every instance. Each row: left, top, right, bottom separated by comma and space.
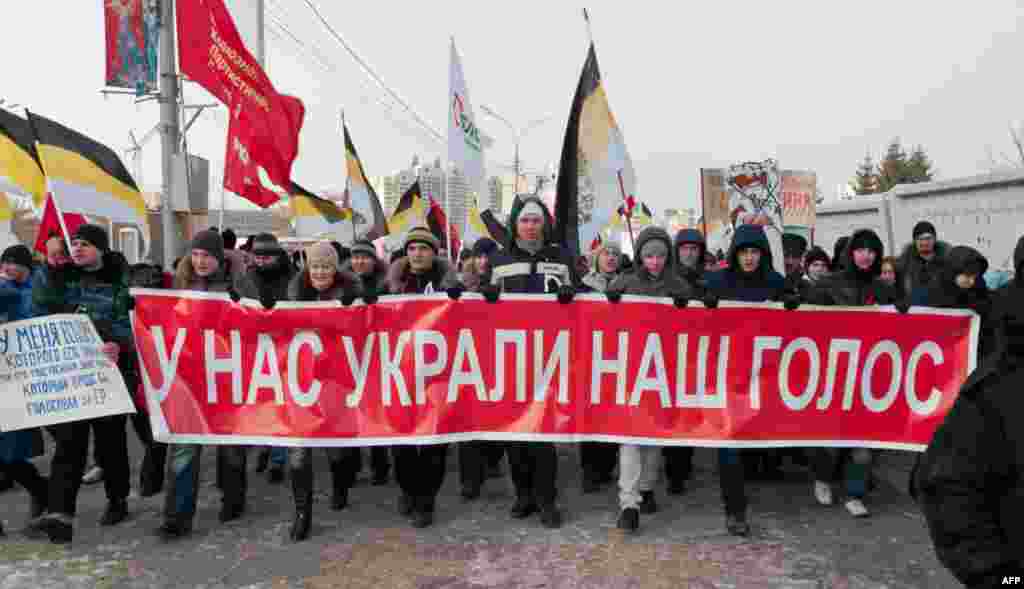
341, 293, 357, 307
557, 284, 576, 304
259, 293, 277, 310
606, 290, 623, 304
702, 293, 720, 309
481, 285, 500, 304
227, 287, 241, 303
783, 294, 801, 311
362, 292, 379, 305
126, 297, 136, 311
446, 285, 464, 301
673, 294, 689, 309
894, 299, 911, 314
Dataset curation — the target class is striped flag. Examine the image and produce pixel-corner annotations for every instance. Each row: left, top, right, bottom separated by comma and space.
343, 123, 388, 240
0, 109, 46, 206
289, 182, 350, 238
27, 111, 149, 255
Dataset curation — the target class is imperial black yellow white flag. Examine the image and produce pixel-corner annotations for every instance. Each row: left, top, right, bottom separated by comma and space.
289, 182, 349, 238
27, 111, 149, 252
554, 43, 638, 255
0, 109, 46, 206
344, 124, 388, 240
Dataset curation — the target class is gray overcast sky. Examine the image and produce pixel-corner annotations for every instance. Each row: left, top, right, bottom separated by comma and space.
3, 1, 1024, 215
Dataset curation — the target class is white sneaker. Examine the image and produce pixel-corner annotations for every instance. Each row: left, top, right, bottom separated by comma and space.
844, 498, 870, 518
813, 481, 833, 506
82, 466, 104, 485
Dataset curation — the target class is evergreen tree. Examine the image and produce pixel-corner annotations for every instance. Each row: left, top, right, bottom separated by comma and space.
877, 138, 908, 192
905, 145, 934, 183
850, 153, 879, 195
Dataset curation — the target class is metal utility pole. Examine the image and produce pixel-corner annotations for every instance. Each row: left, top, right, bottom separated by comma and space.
255, 0, 266, 66
479, 105, 553, 197
159, 0, 180, 268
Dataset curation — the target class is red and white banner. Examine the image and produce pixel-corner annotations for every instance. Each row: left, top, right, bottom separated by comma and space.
131, 292, 978, 451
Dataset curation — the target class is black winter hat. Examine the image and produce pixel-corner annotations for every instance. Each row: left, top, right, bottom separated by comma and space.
804, 246, 830, 269
472, 237, 499, 258
189, 229, 225, 266
782, 233, 808, 258
913, 221, 937, 240
250, 233, 283, 256
1, 244, 33, 269
71, 224, 110, 252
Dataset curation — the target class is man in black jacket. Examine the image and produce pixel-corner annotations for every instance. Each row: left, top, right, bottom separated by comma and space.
386, 227, 459, 528
898, 221, 950, 298
913, 236, 1024, 587
488, 196, 576, 528
234, 233, 295, 484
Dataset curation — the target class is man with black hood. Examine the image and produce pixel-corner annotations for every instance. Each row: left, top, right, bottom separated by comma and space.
912, 245, 994, 360
898, 221, 950, 298
704, 224, 786, 536
343, 238, 392, 485
607, 227, 693, 532
234, 233, 295, 483
660, 228, 711, 495
487, 195, 577, 528
831, 236, 850, 274
387, 227, 459, 527
913, 237, 1024, 587
805, 228, 899, 518
781, 233, 809, 291
28, 224, 133, 543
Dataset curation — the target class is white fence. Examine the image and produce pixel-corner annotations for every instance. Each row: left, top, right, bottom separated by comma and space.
815, 170, 1024, 269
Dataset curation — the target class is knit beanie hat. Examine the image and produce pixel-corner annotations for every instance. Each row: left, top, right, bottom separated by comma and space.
71, 224, 110, 252
305, 241, 340, 270
0, 244, 33, 270
782, 233, 808, 258
640, 239, 668, 259
403, 227, 439, 253
350, 239, 377, 259
913, 221, 937, 240
189, 230, 225, 266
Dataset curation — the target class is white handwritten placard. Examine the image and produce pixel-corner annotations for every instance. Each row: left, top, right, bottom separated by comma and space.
0, 314, 135, 431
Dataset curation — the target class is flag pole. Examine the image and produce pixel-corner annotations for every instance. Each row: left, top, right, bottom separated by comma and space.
616, 170, 635, 253
583, 8, 595, 45
699, 168, 708, 239
341, 109, 357, 244
25, 111, 73, 248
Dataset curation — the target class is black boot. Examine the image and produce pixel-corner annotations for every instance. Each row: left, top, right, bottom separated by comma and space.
219, 501, 245, 523
139, 444, 167, 498
99, 498, 129, 526
156, 516, 192, 541
509, 496, 537, 519
639, 491, 658, 514
268, 465, 285, 484
330, 463, 349, 511
9, 463, 48, 519
397, 493, 414, 517
410, 496, 434, 528
289, 467, 313, 542
617, 507, 639, 533
726, 512, 751, 537
255, 449, 270, 473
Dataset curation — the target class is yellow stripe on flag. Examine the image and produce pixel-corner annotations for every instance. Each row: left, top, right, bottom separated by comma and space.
0, 133, 46, 206
387, 196, 427, 234
0, 192, 13, 223
36, 144, 147, 219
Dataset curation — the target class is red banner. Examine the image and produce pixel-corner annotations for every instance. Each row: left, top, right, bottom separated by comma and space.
176, 0, 304, 204
131, 292, 978, 451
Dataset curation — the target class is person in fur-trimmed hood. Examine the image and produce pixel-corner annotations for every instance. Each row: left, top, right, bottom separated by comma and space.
386, 227, 457, 529
386, 227, 459, 295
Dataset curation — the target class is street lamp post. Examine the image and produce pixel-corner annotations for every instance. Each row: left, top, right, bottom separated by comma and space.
479, 105, 553, 196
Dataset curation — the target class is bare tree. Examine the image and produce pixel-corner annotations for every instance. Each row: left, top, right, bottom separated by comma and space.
983, 123, 1024, 171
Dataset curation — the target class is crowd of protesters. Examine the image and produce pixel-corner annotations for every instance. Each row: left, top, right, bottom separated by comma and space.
0, 207, 1020, 584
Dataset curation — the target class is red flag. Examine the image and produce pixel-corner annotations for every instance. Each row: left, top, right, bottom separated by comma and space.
222, 100, 283, 208
177, 0, 305, 204
34, 194, 86, 254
